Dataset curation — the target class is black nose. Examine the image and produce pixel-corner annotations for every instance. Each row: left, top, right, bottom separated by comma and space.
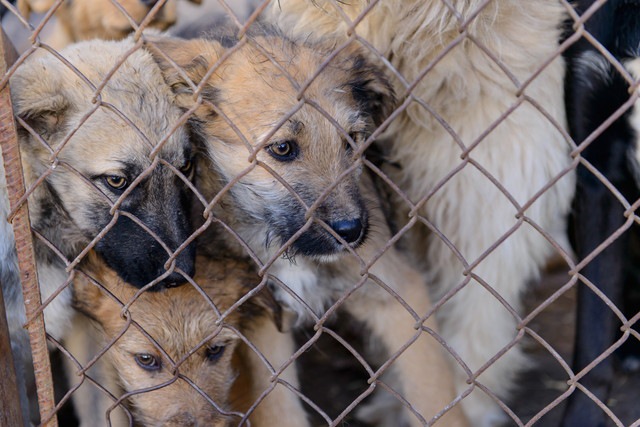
140, 0, 159, 7
154, 247, 196, 290
329, 218, 364, 244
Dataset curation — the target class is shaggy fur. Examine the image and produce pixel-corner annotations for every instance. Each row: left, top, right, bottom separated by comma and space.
561, 1, 640, 425
3, 37, 196, 424
146, 28, 468, 427
16, 0, 201, 48
269, 1, 575, 425
72, 252, 302, 427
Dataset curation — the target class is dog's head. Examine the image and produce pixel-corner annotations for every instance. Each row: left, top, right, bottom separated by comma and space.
148, 32, 395, 259
17, 0, 202, 43
73, 253, 273, 426
10, 37, 196, 289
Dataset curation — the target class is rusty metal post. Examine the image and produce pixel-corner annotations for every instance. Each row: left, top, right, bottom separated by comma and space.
0, 28, 58, 427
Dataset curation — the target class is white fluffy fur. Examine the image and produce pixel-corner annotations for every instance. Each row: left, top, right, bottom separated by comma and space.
270, 1, 575, 424
627, 58, 640, 169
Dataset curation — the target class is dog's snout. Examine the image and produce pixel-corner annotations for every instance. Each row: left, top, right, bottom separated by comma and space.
140, 0, 160, 7
329, 218, 364, 244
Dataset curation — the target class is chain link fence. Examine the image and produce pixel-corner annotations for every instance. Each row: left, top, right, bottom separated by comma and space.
0, 0, 639, 426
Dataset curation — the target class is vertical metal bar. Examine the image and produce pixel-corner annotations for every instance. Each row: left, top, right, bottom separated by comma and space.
0, 28, 58, 427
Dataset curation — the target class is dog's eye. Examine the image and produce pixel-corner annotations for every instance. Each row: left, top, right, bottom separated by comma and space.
134, 353, 161, 371
267, 140, 299, 161
345, 132, 367, 153
205, 345, 226, 363
104, 175, 128, 191
345, 132, 359, 152
180, 159, 194, 177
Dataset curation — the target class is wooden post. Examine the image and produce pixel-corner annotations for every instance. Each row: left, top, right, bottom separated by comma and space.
0, 27, 58, 427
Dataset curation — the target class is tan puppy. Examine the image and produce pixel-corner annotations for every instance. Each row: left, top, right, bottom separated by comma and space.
72, 252, 304, 426
270, 1, 574, 425
146, 27, 468, 427
17, 0, 202, 48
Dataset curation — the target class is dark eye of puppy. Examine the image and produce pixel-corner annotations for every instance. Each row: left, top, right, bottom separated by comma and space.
135, 353, 161, 371
205, 345, 225, 363
267, 140, 299, 161
179, 158, 194, 178
104, 175, 129, 191
345, 132, 359, 152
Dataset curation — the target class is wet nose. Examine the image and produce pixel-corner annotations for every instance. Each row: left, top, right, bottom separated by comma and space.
329, 218, 364, 244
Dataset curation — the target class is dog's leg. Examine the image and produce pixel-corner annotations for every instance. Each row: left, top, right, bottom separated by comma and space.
344, 250, 468, 427
241, 316, 309, 427
560, 173, 629, 427
407, 107, 574, 426
415, 179, 566, 426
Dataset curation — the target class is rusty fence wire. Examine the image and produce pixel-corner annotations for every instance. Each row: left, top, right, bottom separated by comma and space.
0, 0, 639, 426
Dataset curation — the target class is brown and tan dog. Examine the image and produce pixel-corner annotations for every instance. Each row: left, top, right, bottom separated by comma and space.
146, 27, 468, 427
72, 252, 306, 426
17, 0, 202, 48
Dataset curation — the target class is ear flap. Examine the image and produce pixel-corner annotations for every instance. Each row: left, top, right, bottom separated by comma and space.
144, 36, 223, 113
72, 273, 109, 324
250, 281, 297, 333
342, 48, 397, 128
71, 252, 119, 326
14, 94, 68, 138
10, 57, 69, 139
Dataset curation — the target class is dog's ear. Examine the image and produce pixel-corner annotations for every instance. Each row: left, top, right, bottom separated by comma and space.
250, 282, 297, 333
10, 59, 69, 140
72, 253, 119, 326
17, 0, 57, 19
342, 49, 396, 128
72, 273, 105, 322
145, 36, 223, 113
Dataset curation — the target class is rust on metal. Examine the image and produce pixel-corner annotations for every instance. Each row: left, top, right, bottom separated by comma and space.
0, 27, 58, 427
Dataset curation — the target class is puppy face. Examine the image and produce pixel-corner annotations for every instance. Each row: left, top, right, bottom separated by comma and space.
149, 33, 395, 259
10, 38, 196, 288
73, 255, 262, 426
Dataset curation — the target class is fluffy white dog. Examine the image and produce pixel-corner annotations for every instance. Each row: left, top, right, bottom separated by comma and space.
269, 1, 574, 425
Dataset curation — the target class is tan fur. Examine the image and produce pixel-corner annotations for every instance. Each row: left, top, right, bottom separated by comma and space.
270, 2, 575, 424
17, 0, 201, 49
147, 32, 468, 426
73, 253, 294, 427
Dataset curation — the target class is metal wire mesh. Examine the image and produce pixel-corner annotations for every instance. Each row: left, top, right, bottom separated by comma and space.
0, 0, 639, 426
